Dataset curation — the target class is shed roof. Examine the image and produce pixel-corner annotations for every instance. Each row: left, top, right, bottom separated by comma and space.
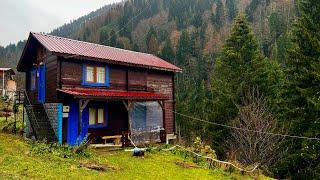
0, 68, 15, 75
58, 88, 169, 100
18, 32, 181, 72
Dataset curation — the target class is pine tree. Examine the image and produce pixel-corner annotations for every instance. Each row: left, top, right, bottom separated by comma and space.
160, 39, 175, 63
226, 0, 237, 21
133, 43, 140, 52
210, 15, 285, 152
99, 29, 109, 45
146, 26, 158, 54
109, 30, 117, 47
212, 0, 225, 29
176, 30, 191, 66
280, 0, 320, 178
245, 0, 260, 22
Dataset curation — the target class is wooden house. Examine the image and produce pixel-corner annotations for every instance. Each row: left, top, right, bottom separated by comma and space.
17, 32, 181, 146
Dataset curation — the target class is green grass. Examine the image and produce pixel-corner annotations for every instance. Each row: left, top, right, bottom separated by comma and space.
0, 98, 24, 133
0, 133, 272, 180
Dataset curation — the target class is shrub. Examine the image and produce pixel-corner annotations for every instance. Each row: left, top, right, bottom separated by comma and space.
30, 141, 92, 159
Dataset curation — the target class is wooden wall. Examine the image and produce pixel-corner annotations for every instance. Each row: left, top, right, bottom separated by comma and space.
45, 56, 58, 103
147, 72, 175, 133
25, 45, 54, 104
59, 58, 176, 134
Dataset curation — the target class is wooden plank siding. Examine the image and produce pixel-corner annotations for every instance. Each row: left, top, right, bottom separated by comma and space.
45, 55, 58, 103
128, 70, 147, 91
55, 57, 176, 134
109, 67, 127, 91
146, 72, 175, 133
60, 60, 82, 87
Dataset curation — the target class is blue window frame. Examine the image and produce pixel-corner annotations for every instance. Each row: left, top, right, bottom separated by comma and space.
82, 64, 110, 87
30, 68, 37, 91
87, 103, 108, 129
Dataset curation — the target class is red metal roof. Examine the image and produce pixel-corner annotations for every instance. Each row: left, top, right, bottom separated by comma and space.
31, 32, 181, 72
58, 88, 169, 100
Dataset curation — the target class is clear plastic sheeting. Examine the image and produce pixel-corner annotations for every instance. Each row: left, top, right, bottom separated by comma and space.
129, 101, 164, 145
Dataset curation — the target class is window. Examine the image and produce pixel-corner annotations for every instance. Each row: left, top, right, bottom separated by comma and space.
96, 67, 105, 83
83, 64, 109, 86
86, 66, 94, 82
30, 69, 36, 90
89, 107, 105, 126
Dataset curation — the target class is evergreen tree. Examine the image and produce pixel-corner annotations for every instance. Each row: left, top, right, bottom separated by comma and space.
133, 43, 140, 52
109, 30, 117, 47
176, 30, 191, 66
226, 0, 237, 21
146, 26, 158, 54
99, 28, 109, 45
278, 0, 320, 178
160, 39, 175, 63
210, 15, 285, 154
245, 0, 260, 22
212, 0, 225, 29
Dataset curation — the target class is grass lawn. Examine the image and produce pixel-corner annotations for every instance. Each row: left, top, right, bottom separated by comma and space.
0, 133, 271, 180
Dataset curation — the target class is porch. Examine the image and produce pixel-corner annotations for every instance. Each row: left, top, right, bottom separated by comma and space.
58, 88, 168, 147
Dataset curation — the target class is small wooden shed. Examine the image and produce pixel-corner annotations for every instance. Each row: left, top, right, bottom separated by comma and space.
0, 68, 16, 97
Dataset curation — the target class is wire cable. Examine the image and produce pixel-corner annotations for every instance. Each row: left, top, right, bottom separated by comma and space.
129, 104, 320, 141
170, 110, 320, 141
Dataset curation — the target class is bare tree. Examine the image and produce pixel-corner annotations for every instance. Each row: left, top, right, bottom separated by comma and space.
229, 88, 285, 169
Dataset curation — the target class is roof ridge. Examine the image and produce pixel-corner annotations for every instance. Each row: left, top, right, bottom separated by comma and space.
29, 32, 182, 72
31, 32, 154, 56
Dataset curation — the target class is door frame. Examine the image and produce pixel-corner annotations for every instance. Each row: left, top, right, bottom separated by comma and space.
38, 64, 46, 103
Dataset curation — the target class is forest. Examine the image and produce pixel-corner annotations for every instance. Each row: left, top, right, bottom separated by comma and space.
0, 0, 319, 178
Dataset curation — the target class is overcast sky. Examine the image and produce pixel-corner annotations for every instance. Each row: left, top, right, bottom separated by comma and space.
0, 0, 122, 46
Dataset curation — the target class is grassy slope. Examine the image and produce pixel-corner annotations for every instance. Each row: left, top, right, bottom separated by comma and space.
0, 133, 271, 180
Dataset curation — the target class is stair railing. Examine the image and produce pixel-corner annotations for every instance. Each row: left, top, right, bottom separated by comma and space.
42, 103, 58, 142
22, 90, 40, 139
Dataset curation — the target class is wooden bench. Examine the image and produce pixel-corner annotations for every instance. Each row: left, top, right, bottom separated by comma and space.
102, 135, 122, 145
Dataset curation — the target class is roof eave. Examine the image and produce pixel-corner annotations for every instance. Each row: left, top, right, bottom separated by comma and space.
73, 95, 168, 101
54, 52, 182, 73
17, 33, 33, 72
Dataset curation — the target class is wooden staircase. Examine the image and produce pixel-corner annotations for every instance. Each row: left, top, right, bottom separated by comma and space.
25, 104, 57, 142
19, 90, 57, 142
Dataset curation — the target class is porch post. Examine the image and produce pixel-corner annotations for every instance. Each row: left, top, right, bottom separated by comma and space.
78, 99, 90, 139
158, 100, 166, 143
122, 100, 133, 147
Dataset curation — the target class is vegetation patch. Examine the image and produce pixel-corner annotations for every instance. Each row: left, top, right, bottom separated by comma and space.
174, 160, 199, 169
80, 161, 112, 172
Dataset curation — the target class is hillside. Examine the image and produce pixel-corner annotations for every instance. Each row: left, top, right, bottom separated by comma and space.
0, 0, 295, 83
2, 0, 316, 179
0, 133, 270, 179
0, 0, 297, 91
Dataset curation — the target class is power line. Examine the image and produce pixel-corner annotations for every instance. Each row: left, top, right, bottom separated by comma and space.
171, 110, 320, 141
128, 104, 320, 141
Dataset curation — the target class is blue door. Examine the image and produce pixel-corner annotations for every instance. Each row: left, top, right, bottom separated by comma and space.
38, 64, 46, 103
